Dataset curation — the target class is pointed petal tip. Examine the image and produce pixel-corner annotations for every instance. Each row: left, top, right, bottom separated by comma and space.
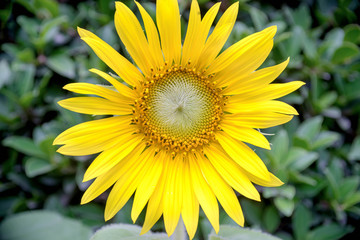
114, 1, 123, 8
276, 176, 284, 186
140, 228, 149, 236
104, 210, 115, 222
263, 142, 271, 150
77, 26, 88, 38
52, 137, 61, 146
231, 1, 240, 8
62, 84, 72, 91
80, 196, 90, 205
130, 211, 138, 224
82, 169, 96, 182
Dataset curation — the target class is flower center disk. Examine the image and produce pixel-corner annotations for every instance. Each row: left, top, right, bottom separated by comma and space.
134, 68, 224, 154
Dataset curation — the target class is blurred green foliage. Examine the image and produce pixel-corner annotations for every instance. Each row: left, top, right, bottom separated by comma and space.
1, 0, 359, 239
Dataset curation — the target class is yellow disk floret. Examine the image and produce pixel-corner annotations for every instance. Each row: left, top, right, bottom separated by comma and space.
133, 64, 226, 154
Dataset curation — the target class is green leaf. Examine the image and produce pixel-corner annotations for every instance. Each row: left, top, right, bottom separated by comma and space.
0, 59, 12, 88
3, 136, 47, 159
292, 4, 311, 29
296, 116, 323, 143
263, 185, 296, 199
339, 176, 360, 203
286, 26, 303, 58
13, 63, 35, 97
287, 148, 318, 171
343, 192, 360, 210
40, 16, 68, 42
317, 91, 337, 111
344, 24, 360, 44
34, 0, 59, 17
292, 204, 312, 240
263, 206, 280, 233
17, 16, 39, 39
39, 136, 57, 158
270, 129, 289, 167
307, 223, 353, 240
249, 7, 268, 31
289, 171, 317, 186
274, 197, 295, 217
320, 28, 344, 59
348, 136, 360, 161
24, 157, 54, 178
47, 52, 76, 79
239, 199, 263, 226
209, 225, 281, 240
312, 131, 340, 149
90, 224, 168, 240
0, 210, 91, 240
331, 42, 360, 64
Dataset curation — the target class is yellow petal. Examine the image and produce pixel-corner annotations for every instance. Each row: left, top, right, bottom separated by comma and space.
248, 172, 284, 187
184, 2, 221, 68
196, 153, 244, 227
227, 81, 305, 104
181, 157, 199, 240
56, 131, 131, 156
78, 27, 143, 86
89, 68, 136, 99
163, 155, 183, 236
131, 151, 165, 222
141, 155, 170, 235
216, 131, 270, 181
207, 25, 276, 75
114, 2, 155, 76
181, 0, 201, 66
53, 116, 131, 145
56, 121, 136, 156
83, 134, 143, 181
63, 83, 132, 104
58, 97, 132, 116
222, 58, 289, 93
104, 146, 157, 220
222, 111, 294, 129
135, 1, 164, 68
220, 124, 270, 150
189, 153, 219, 233
81, 143, 144, 204
157, 0, 182, 65
225, 100, 299, 116
204, 144, 260, 201
197, 2, 239, 70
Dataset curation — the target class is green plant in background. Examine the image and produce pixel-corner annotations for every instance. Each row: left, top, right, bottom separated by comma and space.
1, 0, 359, 239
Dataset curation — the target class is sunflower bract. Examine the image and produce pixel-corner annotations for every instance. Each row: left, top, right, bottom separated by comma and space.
54, 0, 304, 239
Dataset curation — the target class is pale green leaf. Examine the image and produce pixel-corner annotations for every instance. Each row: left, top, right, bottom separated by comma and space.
90, 224, 168, 240
209, 225, 281, 240
0, 210, 91, 240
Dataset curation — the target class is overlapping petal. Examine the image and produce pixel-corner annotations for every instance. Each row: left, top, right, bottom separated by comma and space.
216, 131, 271, 181
58, 97, 132, 116
207, 26, 276, 75
78, 27, 142, 86
115, 2, 157, 76
53, 1, 305, 239
156, 0, 182, 64
197, 2, 239, 70
104, 146, 157, 220
221, 58, 290, 93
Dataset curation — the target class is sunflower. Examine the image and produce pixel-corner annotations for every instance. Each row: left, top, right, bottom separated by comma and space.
54, 0, 304, 238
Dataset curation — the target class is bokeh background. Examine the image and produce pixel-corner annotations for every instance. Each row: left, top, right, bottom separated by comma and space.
1, 0, 360, 239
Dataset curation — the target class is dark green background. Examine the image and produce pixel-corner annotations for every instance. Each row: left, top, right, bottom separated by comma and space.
1, 0, 360, 239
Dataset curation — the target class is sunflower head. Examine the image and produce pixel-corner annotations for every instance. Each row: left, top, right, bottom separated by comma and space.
54, 0, 304, 239
135, 65, 224, 154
